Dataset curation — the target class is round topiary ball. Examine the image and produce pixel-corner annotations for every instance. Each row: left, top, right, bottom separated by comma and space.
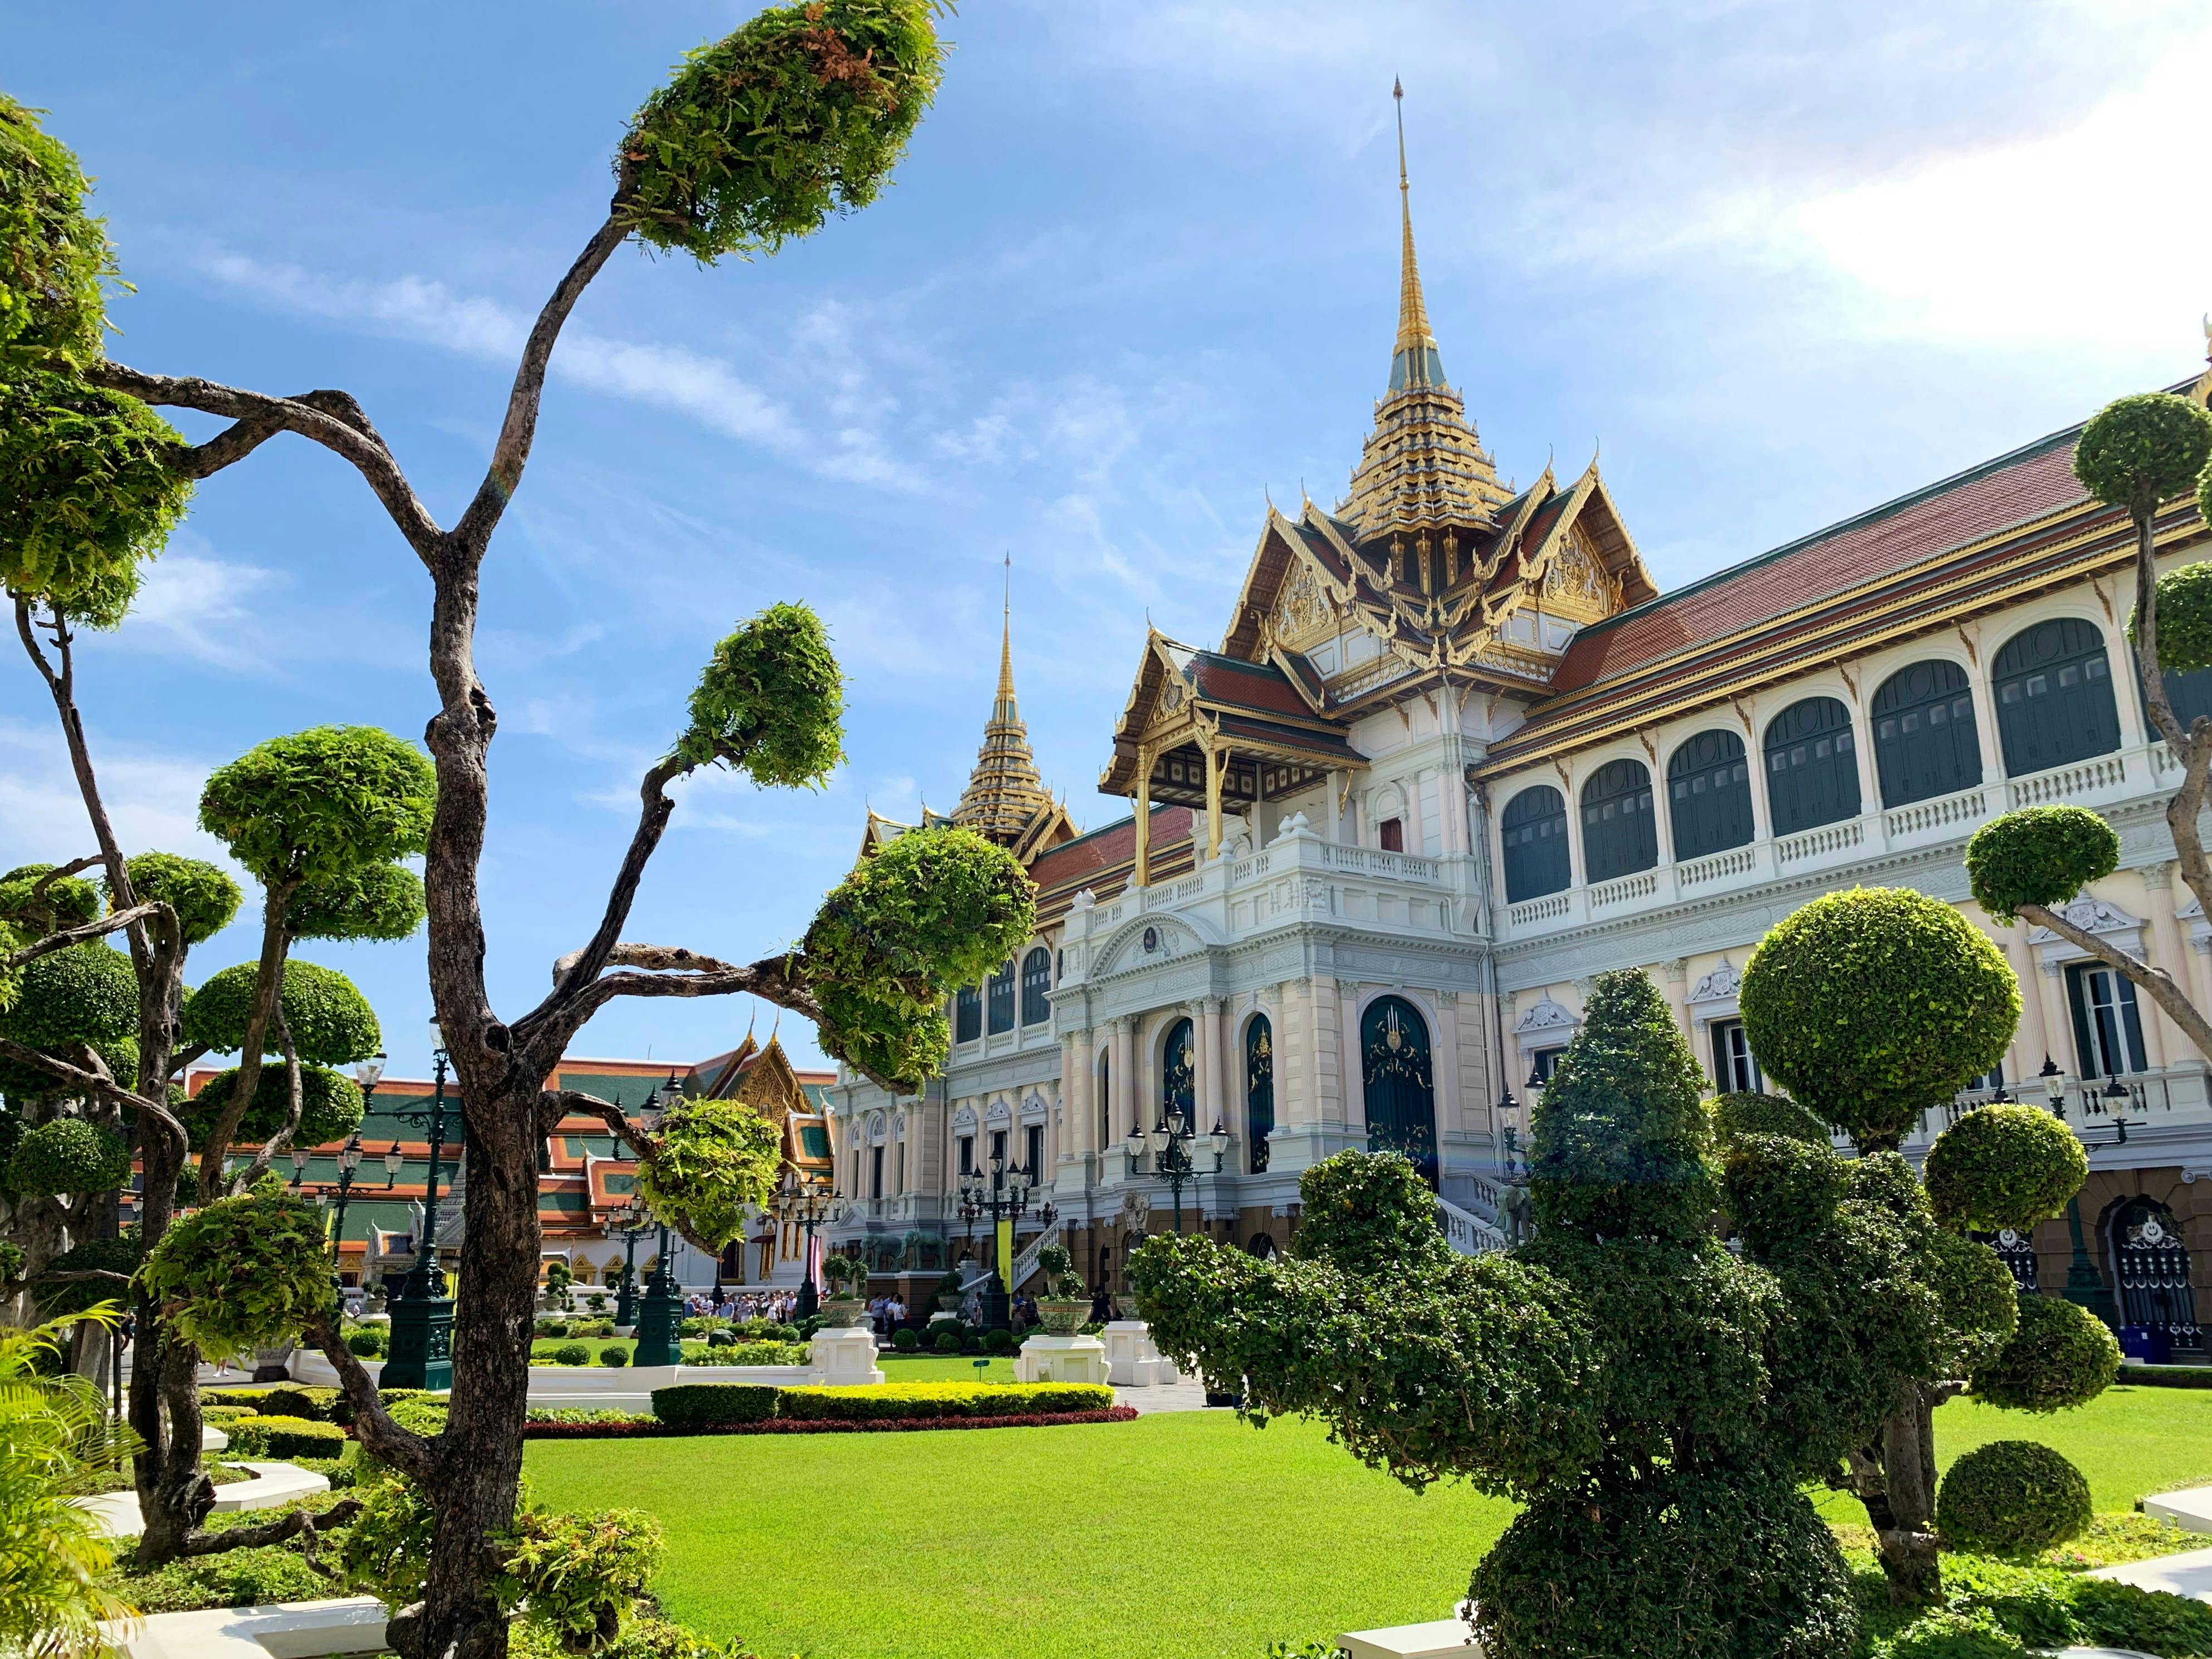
1712, 1090, 1829, 1147
1922, 1230, 2024, 1381
1924, 1105, 2087, 1232
110, 853, 243, 947
677, 603, 844, 786
138, 1187, 335, 1358
1937, 1438, 2093, 1558
285, 862, 425, 943
635, 1098, 784, 1251
2075, 392, 2212, 518
1965, 806, 2121, 924
1970, 1294, 2120, 1413
180, 957, 380, 1065
0, 863, 102, 932
181, 1063, 365, 1153
2132, 557, 2212, 678
198, 725, 435, 888
1740, 888, 2019, 1150
0, 943, 138, 1054
8, 1116, 130, 1196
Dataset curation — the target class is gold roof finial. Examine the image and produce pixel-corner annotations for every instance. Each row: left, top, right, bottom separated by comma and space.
953, 555, 1056, 846
1391, 77, 1441, 392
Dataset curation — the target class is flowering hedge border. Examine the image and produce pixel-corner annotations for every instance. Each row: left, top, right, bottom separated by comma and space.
520, 1406, 1137, 1438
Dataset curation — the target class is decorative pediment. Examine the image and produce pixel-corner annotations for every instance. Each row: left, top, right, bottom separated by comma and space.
1513, 996, 1579, 1036
1093, 911, 1215, 978
951, 1103, 978, 1133
985, 1097, 1013, 1125
2025, 895, 2141, 946
1689, 960, 1744, 1004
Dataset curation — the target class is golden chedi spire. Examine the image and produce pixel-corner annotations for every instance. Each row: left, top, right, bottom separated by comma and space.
953, 560, 1056, 846
1340, 80, 1514, 549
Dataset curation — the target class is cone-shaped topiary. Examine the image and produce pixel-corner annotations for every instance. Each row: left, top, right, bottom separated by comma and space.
1970, 1295, 2120, 1413
179, 1063, 365, 1154
1923, 1105, 2087, 1232
1740, 888, 2018, 1151
1965, 806, 2120, 925
1937, 1439, 2093, 1558
1529, 968, 1715, 1244
180, 958, 379, 1064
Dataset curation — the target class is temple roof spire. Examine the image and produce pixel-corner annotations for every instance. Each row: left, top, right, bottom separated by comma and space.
1391, 77, 1443, 393
953, 556, 1057, 845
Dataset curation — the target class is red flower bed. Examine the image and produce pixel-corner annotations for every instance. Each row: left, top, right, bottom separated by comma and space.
522, 1406, 1137, 1439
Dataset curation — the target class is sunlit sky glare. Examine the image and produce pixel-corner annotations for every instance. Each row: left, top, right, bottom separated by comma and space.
4, 0, 2205, 1077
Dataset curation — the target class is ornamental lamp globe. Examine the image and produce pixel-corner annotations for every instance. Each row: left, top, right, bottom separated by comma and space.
384, 1142, 405, 1182
290, 1146, 310, 1181
355, 1052, 387, 1091
2040, 1054, 2068, 1114
1208, 1120, 1230, 1162
1124, 1125, 1146, 1161
428, 1017, 445, 1056
1148, 1120, 1169, 1156
339, 1132, 364, 1176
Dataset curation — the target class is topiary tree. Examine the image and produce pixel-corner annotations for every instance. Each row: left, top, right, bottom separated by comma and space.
195, 725, 433, 1197
179, 1063, 366, 1156
1969, 1294, 2120, 1413
1133, 968, 1983, 1657
107, 853, 242, 948
182, 958, 381, 1068
138, 1184, 337, 1359
1936, 1440, 2093, 1558
1739, 885, 2111, 1604
6, 13, 1007, 1641
1965, 390, 2212, 1063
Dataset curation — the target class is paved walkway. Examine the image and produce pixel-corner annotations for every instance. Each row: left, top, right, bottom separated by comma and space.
2093, 1545, 2212, 1605
1113, 1379, 1215, 1414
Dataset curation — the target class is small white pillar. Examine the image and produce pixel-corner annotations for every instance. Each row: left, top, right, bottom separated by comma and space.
1014, 1332, 1109, 1386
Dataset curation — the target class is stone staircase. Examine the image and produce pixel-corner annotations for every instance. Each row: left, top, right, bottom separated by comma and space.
1435, 1191, 1509, 1256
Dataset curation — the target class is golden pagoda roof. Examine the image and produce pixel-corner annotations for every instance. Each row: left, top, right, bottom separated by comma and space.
1338, 83, 1513, 544
952, 599, 1058, 846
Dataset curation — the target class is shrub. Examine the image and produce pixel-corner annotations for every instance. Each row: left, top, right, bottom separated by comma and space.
8, 1117, 130, 1197
1937, 1440, 2093, 1558
285, 861, 424, 943
1740, 887, 2018, 1149
180, 1062, 366, 1155
253, 1384, 340, 1421
775, 1382, 1113, 1422
1711, 1090, 1828, 1147
636, 1097, 782, 1250
651, 1384, 778, 1427
2074, 390, 2212, 518
1923, 1105, 2087, 1231
0, 944, 137, 1097
199, 725, 435, 889
139, 1187, 336, 1357
679, 1317, 707, 1337
576, 1320, 616, 1339
180, 957, 381, 1065
226, 1413, 346, 1460
960, 1334, 982, 1354
1971, 1296, 2120, 1412
707, 1329, 735, 1348
1964, 806, 2120, 924
497, 1506, 663, 1652
893, 1328, 919, 1352
534, 1317, 566, 1338
549, 1343, 591, 1367
110, 852, 242, 947
600, 1344, 630, 1368
2137, 556, 2212, 676
1877, 1607, 2030, 1659
383, 1396, 449, 1437
346, 1327, 385, 1357
933, 1330, 960, 1353
984, 1327, 1015, 1353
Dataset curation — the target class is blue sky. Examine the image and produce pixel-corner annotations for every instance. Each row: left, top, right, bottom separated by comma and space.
5, 1, 2206, 1078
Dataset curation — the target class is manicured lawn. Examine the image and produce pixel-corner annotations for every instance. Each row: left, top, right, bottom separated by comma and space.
1815, 1382, 2212, 1525
525, 1409, 1514, 1659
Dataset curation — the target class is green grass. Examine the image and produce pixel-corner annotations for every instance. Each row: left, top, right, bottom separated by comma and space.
525, 1410, 1514, 1659
1814, 1383, 2212, 1525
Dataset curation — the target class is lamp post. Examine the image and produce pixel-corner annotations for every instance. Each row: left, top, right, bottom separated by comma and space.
1496, 1085, 1521, 1179
1122, 1107, 1227, 1238
957, 1149, 1057, 1333
381, 1022, 461, 1390
631, 1076, 687, 1367
2037, 1055, 2121, 1324
779, 1175, 846, 1319
612, 1202, 648, 1328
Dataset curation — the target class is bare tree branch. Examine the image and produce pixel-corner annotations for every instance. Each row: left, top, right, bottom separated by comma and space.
0, 1039, 179, 1129
229, 1010, 307, 1195
303, 1309, 436, 1485
2017, 899, 2212, 1060
543, 1091, 653, 1162
1, 903, 162, 973
84, 364, 444, 562
180, 1497, 364, 1557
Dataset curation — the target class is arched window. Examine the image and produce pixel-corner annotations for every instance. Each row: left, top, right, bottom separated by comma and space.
1361, 996, 1436, 1187
955, 984, 981, 1044
1020, 947, 1052, 1026
1580, 758, 1656, 883
1763, 697, 1860, 834
1993, 618, 2119, 776
986, 960, 1016, 1034
1161, 1018, 1195, 1129
1500, 785, 1570, 902
1245, 1016, 1274, 1174
1666, 730, 1753, 860
1871, 659, 1982, 807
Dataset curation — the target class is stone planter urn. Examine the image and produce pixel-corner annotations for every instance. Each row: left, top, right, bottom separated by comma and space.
820, 1296, 870, 1329
250, 1341, 296, 1383
936, 1292, 964, 1313
1037, 1299, 1087, 1336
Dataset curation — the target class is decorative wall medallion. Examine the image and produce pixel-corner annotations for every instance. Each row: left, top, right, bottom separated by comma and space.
1143, 926, 1160, 953
1689, 960, 1744, 1004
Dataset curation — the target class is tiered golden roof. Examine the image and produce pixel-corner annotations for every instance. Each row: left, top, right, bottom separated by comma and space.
1338, 81, 1514, 544
952, 609, 1057, 845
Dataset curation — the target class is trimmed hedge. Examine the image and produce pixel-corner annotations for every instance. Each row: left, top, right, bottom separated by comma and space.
548, 1343, 591, 1366
2118, 1363, 2212, 1388
651, 1384, 778, 1427
1710, 1090, 1828, 1147
252, 1384, 341, 1422
530, 1407, 1137, 1439
1937, 1440, 2092, 1558
776, 1382, 1113, 1422
599, 1344, 629, 1368
227, 1413, 347, 1460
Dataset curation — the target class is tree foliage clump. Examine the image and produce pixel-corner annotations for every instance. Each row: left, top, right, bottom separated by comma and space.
181, 957, 380, 1064
2072, 391, 2212, 518
0, 941, 138, 1099
198, 725, 436, 887
676, 601, 844, 784
1964, 807, 2119, 925
181, 1063, 365, 1154
0, 862, 100, 933
34, 1228, 140, 1319
1936, 1440, 2093, 1559
0, 92, 113, 361
2130, 557, 2212, 676
1921, 1105, 2087, 1232
1740, 888, 2018, 1150
804, 824, 1033, 1089
138, 1186, 335, 1357
620, 0, 948, 262
7, 1115, 129, 1196
283, 861, 425, 943
108, 851, 243, 946
635, 1097, 782, 1250
1969, 1295, 2120, 1413
1712, 1089, 1828, 1146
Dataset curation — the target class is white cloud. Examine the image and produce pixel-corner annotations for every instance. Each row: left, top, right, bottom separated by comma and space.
0, 718, 234, 875
120, 549, 278, 668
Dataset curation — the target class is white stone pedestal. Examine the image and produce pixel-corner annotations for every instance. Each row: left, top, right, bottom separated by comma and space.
808, 1325, 884, 1386
1102, 1320, 1181, 1387
1339, 1618, 1482, 1658
1015, 1333, 1109, 1384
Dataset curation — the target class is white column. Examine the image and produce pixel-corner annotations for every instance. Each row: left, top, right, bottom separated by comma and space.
1193, 1000, 1220, 1131
1112, 1018, 1136, 1141
1067, 1031, 1094, 1157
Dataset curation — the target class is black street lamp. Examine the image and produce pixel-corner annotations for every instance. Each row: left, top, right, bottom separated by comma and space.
382, 1022, 462, 1390
777, 1174, 846, 1319
611, 1201, 649, 1328
632, 1076, 688, 1367
2037, 1055, 2121, 1324
957, 1147, 1056, 1333
1123, 1106, 1226, 1238
1496, 1084, 1522, 1178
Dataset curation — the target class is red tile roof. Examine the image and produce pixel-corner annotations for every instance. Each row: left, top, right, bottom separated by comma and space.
1548, 430, 2086, 697
1028, 806, 1193, 893
1190, 653, 1323, 721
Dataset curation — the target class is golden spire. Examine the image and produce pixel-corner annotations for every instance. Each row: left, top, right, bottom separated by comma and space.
1391, 77, 1441, 392
1340, 81, 1511, 548
953, 556, 1056, 845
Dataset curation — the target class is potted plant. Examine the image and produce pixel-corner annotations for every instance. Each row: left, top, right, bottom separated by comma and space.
932, 1266, 965, 1313
1034, 1244, 1087, 1335
820, 1254, 870, 1327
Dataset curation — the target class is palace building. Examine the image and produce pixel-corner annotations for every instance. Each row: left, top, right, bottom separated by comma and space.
823, 108, 2212, 1353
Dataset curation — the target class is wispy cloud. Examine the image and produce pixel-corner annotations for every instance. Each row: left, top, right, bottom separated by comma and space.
0, 718, 234, 875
